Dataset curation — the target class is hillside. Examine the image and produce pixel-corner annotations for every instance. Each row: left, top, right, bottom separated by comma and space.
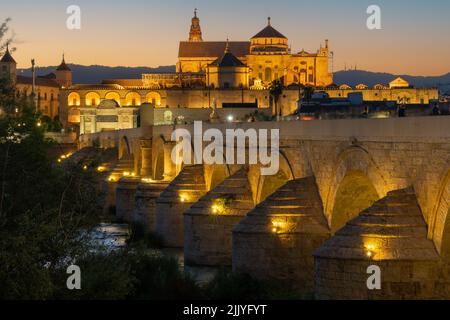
18, 65, 450, 93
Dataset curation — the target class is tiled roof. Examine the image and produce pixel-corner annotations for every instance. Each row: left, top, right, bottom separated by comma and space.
179, 41, 250, 58
16, 75, 60, 88
1, 46, 16, 63
102, 79, 144, 87
251, 25, 287, 39
211, 51, 246, 67
56, 56, 71, 71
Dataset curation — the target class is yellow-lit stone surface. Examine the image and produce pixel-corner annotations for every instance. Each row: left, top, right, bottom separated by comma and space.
155, 165, 208, 247
134, 180, 170, 232
233, 176, 330, 294
314, 188, 441, 300
184, 168, 255, 266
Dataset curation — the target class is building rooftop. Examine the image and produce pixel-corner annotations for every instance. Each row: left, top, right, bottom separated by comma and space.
179, 41, 250, 58
251, 18, 287, 39
56, 55, 71, 71
210, 44, 246, 67
0, 45, 16, 63
16, 75, 60, 88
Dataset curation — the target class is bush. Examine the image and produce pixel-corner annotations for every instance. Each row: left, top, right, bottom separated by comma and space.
205, 270, 304, 300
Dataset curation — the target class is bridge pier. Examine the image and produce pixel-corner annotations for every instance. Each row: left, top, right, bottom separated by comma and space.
134, 180, 170, 232
184, 168, 255, 266
155, 165, 207, 248
314, 187, 441, 300
232, 176, 330, 295
116, 176, 141, 222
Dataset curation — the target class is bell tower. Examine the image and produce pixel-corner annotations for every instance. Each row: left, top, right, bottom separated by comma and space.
189, 8, 203, 42
55, 53, 72, 88
0, 44, 17, 85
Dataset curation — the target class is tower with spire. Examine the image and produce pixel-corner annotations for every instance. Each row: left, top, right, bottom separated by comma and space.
189, 8, 203, 42
0, 44, 17, 85
55, 53, 72, 88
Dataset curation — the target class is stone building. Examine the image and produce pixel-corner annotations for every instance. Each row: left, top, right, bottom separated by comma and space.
59, 10, 439, 131
0, 46, 72, 119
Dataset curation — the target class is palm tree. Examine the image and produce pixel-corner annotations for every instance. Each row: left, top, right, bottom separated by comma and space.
302, 86, 315, 103
269, 79, 283, 117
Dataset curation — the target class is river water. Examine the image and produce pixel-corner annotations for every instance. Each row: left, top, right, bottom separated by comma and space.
90, 223, 219, 286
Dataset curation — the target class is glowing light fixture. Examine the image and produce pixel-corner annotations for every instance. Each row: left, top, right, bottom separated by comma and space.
227, 115, 234, 122
365, 244, 376, 259
271, 221, 283, 234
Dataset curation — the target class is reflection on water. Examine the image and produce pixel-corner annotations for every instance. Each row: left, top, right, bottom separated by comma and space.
93, 224, 219, 286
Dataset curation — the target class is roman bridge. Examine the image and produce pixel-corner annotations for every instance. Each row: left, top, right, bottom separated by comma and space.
79, 116, 450, 299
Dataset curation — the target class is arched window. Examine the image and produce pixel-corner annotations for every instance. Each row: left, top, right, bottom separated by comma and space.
125, 92, 141, 106
146, 92, 161, 107
85, 92, 101, 106
105, 92, 121, 105
264, 68, 272, 82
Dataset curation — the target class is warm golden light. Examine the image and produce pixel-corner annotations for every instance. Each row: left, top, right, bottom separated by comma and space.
365, 243, 376, 259
83, 165, 88, 170
97, 166, 107, 172
271, 221, 284, 234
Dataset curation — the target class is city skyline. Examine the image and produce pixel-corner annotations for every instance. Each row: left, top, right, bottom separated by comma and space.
2, 0, 450, 75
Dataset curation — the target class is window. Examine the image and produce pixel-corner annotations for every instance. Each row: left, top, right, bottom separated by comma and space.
91, 99, 96, 106
264, 68, 272, 82
308, 74, 314, 83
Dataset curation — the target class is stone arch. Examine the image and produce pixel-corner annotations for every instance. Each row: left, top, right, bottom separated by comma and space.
204, 164, 231, 191
146, 92, 162, 107
119, 136, 132, 160
105, 92, 121, 106
325, 146, 388, 233
252, 149, 295, 204
85, 92, 100, 106
125, 92, 141, 106
68, 92, 81, 106
152, 136, 166, 180
430, 166, 450, 258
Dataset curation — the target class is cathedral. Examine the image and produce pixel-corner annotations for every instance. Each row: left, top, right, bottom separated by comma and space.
177, 10, 333, 88
58, 10, 438, 133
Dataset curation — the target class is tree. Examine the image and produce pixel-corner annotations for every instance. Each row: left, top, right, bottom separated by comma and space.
0, 92, 103, 299
302, 86, 315, 103
269, 79, 283, 117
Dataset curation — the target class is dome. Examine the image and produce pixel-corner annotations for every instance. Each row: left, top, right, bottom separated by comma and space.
250, 18, 288, 54
251, 17, 287, 39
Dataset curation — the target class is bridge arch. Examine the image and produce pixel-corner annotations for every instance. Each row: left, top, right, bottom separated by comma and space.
119, 135, 132, 161
252, 149, 295, 204
325, 146, 388, 233
152, 135, 166, 180
430, 166, 450, 258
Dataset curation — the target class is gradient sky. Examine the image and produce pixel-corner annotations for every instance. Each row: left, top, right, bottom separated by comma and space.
2, 0, 450, 75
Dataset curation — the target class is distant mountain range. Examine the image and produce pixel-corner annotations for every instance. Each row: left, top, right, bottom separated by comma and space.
334, 70, 450, 93
18, 64, 176, 84
18, 65, 450, 93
